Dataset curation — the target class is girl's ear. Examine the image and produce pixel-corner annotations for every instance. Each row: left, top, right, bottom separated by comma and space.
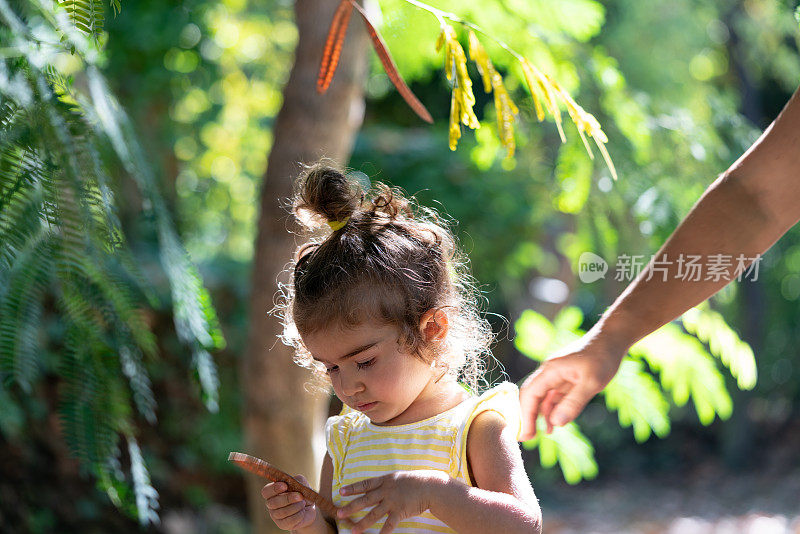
419, 308, 449, 343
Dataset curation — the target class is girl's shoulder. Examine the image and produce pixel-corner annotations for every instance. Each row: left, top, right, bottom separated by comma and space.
325, 404, 367, 439
460, 381, 521, 439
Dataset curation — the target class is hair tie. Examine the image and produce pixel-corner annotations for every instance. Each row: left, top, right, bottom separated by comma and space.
327, 217, 349, 232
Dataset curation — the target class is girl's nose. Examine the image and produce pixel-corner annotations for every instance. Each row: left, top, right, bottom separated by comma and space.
339, 372, 365, 397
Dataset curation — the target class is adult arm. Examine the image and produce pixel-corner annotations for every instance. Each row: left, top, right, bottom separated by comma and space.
519, 83, 800, 439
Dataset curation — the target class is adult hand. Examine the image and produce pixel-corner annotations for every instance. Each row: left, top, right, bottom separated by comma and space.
262, 474, 318, 531
337, 470, 447, 534
519, 334, 625, 440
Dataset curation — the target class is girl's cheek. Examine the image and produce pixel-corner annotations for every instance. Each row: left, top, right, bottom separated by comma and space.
330, 375, 347, 400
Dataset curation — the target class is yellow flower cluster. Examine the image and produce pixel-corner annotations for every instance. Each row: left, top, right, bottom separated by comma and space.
434, 20, 616, 178
437, 24, 479, 151
468, 31, 519, 158
521, 60, 617, 179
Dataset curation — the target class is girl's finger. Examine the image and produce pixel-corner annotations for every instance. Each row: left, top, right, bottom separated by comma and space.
282, 503, 315, 531
378, 512, 400, 534
337, 491, 381, 517
341, 476, 382, 496
261, 482, 287, 500
351, 502, 389, 534
266, 491, 303, 510
270, 500, 306, 520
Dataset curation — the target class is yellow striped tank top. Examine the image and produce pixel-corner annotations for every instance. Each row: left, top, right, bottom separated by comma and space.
325, 382, 521, 534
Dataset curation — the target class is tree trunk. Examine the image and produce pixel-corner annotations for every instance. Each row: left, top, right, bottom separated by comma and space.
242, 2, 368, 532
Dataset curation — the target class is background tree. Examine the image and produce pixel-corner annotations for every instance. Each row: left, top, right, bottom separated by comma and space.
1, 0, 799, 532
241, 2, 369, 532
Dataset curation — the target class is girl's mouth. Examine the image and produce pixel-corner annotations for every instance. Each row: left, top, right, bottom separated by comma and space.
356, 401, 377, 411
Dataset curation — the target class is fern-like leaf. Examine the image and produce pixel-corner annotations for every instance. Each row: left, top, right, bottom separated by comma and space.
603, 359, 670, 442
522, 420, 598, 484
631, 324, 733, 425
57, 0, 106, 40
127, 435, 160, 525
681, 303, 757, 390
0, 0, 222, 522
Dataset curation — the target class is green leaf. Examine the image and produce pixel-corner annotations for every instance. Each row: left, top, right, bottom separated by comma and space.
514, 306, 584, 362
57, 0, 108, 41
553, 305, 584, 332
513, 309, 555, 361
0, 1, 220, 522
127, 435, 159, 525
522, 421, 598, 484
0, 380, 24, 439
681, 303, 757, 390
603, 359, 670, 442
630, 324, 733, 425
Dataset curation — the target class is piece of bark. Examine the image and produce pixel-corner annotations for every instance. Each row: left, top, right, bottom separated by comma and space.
228, 452, 340, 519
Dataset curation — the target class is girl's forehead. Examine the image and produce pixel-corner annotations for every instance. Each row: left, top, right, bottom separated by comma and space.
303, 321, 399, 361
311, 319, 391, 338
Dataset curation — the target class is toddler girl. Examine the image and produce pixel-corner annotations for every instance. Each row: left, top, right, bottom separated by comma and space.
262, 164, 542, 534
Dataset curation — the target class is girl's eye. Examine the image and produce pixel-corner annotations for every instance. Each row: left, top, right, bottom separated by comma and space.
356, 358, 375, 370
325, 365, 339, 374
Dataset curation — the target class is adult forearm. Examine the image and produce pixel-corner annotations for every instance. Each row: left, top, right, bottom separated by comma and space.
594, 84, 800, 355
426, 478, 541, 534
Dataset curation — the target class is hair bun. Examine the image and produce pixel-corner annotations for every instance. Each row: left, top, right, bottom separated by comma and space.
293, 163, 362, 229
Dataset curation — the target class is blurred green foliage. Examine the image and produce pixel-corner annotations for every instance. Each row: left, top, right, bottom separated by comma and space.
2, 0, 800, 529
1, 0, 224, 525
514, 303, 756, 482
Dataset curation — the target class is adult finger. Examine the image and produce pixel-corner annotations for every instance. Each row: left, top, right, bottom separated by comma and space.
519, 367, 564, 440
351, 502, 389, 534
261, 481, 287, 500
341, 476, 382, 496
548, 384, 596, 428
539, 389, 564, 435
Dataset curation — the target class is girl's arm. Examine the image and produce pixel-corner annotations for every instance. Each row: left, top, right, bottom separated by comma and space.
337, 411, 542, 534
428, 410, 542, 534
298, 453, 338, 534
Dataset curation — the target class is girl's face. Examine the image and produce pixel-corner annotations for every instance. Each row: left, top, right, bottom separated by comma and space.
303, 320, 454, 426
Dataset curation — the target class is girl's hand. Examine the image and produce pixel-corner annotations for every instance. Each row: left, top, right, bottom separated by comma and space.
337, 470, 449, 534
262, 474, 317, 531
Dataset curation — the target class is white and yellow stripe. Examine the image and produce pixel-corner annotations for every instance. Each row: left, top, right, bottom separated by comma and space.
325, 382, 520, 534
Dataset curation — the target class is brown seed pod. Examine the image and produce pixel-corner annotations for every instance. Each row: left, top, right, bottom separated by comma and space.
228, 452, 340, 519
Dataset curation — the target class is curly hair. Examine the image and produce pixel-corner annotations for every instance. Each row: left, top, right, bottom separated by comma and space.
276, 162, 493, 393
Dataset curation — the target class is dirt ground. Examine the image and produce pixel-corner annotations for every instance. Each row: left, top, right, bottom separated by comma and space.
155, 466, 800, 534
541, 467, 800, 534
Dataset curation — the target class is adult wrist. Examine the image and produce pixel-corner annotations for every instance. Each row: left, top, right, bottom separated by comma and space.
587, 310, 638, 365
